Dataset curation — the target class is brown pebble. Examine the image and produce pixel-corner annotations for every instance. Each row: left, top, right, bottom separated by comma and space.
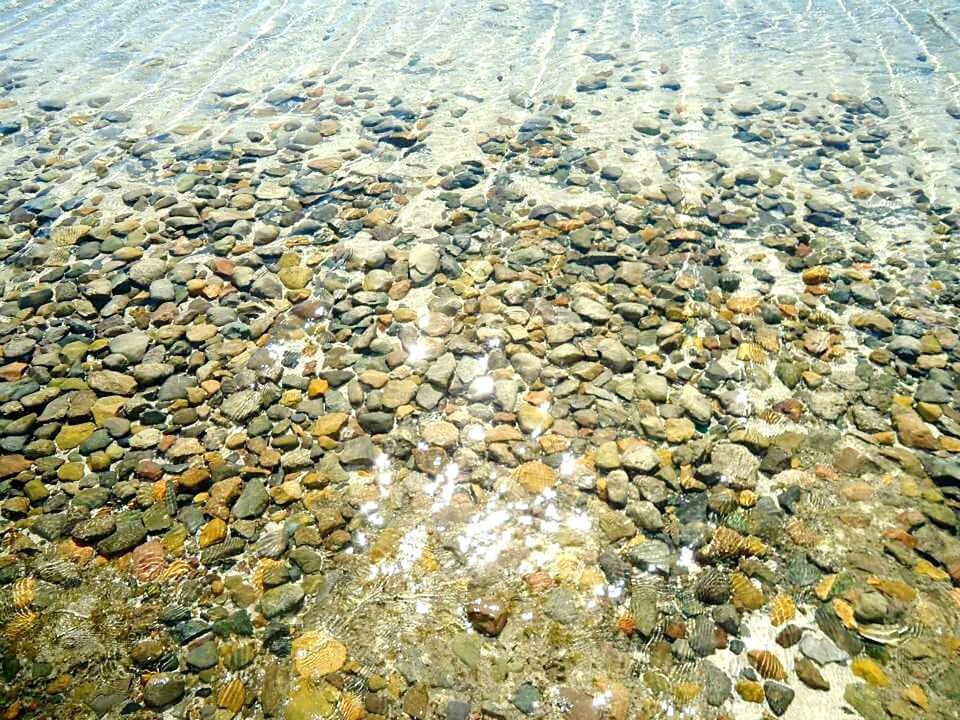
775, 625, 803, 648
795, 657, 830, 691
465, 597, 508, 636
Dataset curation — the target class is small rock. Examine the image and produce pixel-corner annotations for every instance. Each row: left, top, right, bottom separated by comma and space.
795, 657, 830, 691
800, 634, 848, 665
260, 584, 304, 618
402, 683, 430, 720
465, 597, 508, 636
143, 674, 185, 709
763, 681, 794, 716
232, 478, 269, 518
511, 684, 540, 714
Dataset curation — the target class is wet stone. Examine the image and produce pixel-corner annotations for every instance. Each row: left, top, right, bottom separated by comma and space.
465, 597, 508, 636
260, 584, 304, 618
403, 683, 430, 719
511, 684, 540, 714
764, 681, 794, 716
702, 661, 732, 706
447, 700, 471, 720
221, 390, 263, 422
1, 32, 960, 720
232, 478, 269, 518
800, 633, 848, 665
143, 674, 185, 709
795, 657, 830, 691
844, 684, 885, 719
186, 638, 219, 670
96, 517, 147, 556
451, 634, 481, 669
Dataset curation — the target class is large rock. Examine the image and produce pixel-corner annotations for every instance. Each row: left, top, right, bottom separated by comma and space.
97, 517, 147, 556
260, 583, 304, 618
221, 390, 263, 422
710, 443, 759, 488
232, 478, 269, 518
620, 442, 659, 473
894, 410, 938, 450
88, 370, 137, 396
409, 244, 440, 284
143, 674, 185, 709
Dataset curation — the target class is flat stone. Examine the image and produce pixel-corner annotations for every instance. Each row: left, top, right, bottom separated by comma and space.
763, 681, 794, 716
795, 657, 830, 690
515, 461, 557, 493
278, 266, 312, 290
109, 332, 150, 362
88, 370, 137, 396
96, 518, 147, 556
422, 420, 459, 448
0, 455, 31, 478
313, 412, 349, 436
710, 443, 759, 488
129, 258, 167, 286
636, 373, 668, 402
511, 684, 540, 714
679, 384, 712, 423
409, 244, 440, 284
221, 390, 263, 422
339, 436, 375, 467
620, 442, 659, 472
843, 683, 884, 719
186, 639, 219, 670
572, 296, 611, 322
894, 410, 938, 450
850, 311, 894, 335
260, 583, 304, 618
382, 379, 417, 409
143, 674, 185, 709
232, 478, 269, 518
55, 423, 96, 450
402, 683, 430, 720
517, 403, 553, 434
800, 634, 848, 665
702, 661, 731, 706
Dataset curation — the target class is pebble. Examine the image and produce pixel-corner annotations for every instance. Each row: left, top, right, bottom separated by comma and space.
260, 584, 305, 618
0, 46, 956, 720
511, 684, 540, 714
795, 657, 830, 691
764, 681, 795, 716
800, 634, 849, 665
465, 597, 508, 636
143, 675, 185, 709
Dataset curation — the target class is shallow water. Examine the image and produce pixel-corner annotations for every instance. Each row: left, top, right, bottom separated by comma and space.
3, 0, 960, 194
1, 2, 960, 720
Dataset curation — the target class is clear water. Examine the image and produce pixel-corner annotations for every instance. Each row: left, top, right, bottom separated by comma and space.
2, 0, 960, 202
2, 2, 960, 720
